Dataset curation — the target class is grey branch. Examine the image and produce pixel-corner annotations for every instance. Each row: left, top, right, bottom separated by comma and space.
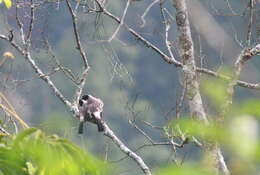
140, 0, 160, 27
94, 0, 260, 91
65, 0, 90, 106
172, 0, 230, 174
0, 34, 73, 112
161, 6, 179, 63
108, 0, 131, 42
196, 67, 260, 90
103, 123, 152, 175
1, 4, 152, 172
223, 44, 260, 116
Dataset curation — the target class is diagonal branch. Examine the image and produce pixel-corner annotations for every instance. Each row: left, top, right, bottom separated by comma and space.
108, 0, 131, 42
94, 0, 260, 91
1, 4, 152, 173
0, 34, 73, 112
160, 6, 179, 63
140, 0, 160, 27
246, 0, 255, 46
95, 0, 182, 66
223, 44, 260, 115
196, 67, 260, 90
66, 0, 89, 69
65, 0, 90, 106
103, 123, 152, 175
26, 0, 35, 45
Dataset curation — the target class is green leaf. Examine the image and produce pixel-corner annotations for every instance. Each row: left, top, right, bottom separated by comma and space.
0, 128, 109, 175
26, 162, 37, 175
228, 116, 259, 160
169, 118, 227, 143
239, 100, 260, 117
3, 0, 12, 8
201, 78, 227, 107
156, 164, 212, 175
13, 128, 38, 146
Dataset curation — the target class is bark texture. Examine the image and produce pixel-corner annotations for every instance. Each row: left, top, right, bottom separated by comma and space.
172, 0, 230, 174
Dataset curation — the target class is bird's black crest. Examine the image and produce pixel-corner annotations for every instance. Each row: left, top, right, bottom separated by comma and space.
82, 95, 89, 100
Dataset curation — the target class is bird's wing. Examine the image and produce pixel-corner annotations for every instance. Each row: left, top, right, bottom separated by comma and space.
87, 101, 103, 113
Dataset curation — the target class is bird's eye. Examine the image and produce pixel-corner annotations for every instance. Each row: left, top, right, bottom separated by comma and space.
79, 100, 83, 106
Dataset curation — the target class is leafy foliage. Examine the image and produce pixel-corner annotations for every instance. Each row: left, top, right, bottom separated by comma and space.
0, 0, 12, 8
156, 164, 212, 175
0, 128, 108, 175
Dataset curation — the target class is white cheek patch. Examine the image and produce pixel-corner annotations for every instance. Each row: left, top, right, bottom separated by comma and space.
82, 99, 88, 103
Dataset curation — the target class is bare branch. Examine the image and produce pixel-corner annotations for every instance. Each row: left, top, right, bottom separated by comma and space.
0, 125, 10, 136
246, 0, 255, 46
15, 1, 26, 45
1, 3, 152, 173
0, 34, 73, 113
129, 120, 154, 143
44, 39, 79, 84
26, 0, 35, 45
196, 67, 260, 90
223, 44, 260, 115
66, 0, 89, 68
108, 0, 131, 42
141, 120, 164, 130
93, 1, 260, 91
140, 0, 160, 27
172, 0, 229, 174
65, 0, 90, 106
0, 103, 29, 129
103, 123, 152, 175
224, 0, 239, 15
95, 0, 182, 66
160, 6, 179, 63
111, 141, 185, 163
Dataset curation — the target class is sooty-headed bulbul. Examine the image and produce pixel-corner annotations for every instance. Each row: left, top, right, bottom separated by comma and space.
78, 94, 104, 134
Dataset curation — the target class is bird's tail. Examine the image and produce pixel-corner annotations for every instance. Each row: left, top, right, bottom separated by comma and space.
78, 121, 84, 134
97, 120, 104, 132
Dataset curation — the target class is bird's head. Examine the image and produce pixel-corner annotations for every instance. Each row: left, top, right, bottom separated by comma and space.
82, 95, 89, 100
79, 94, 90, 106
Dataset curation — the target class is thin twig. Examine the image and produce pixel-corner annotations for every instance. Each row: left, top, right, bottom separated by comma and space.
66, 0, 89, 68
111, 141, 183, 163
140, 0, 160, 27
224, 0, 239, 15
141, 120, 163, 130
92, 1, 260, 91
0, 126, 10, 136
0, 103, 29, 129
26, 0, 35, 45
0, 35, 73, 113
129, 120, 154, 143
95, 0, 182, 66
108, 0, 130, 42
65, 0, 90, 107
196, 67, 260, 90
246, 0, 255, 46
161, 7, 178, 63
103, 123, 152, 175
222, 44, 260, 116
15, 1, 25, 45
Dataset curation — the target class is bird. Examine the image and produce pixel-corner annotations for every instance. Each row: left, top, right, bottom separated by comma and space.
78, 94, 104, 134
